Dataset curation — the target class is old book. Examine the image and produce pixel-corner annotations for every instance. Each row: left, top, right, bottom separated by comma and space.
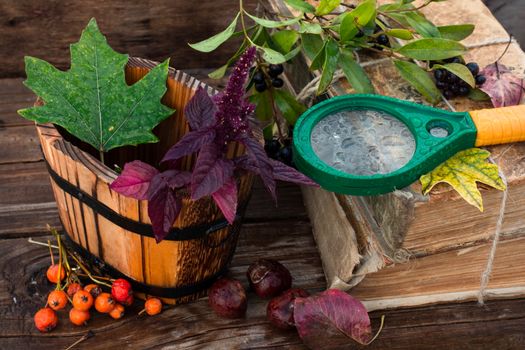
265, 0, 525, 309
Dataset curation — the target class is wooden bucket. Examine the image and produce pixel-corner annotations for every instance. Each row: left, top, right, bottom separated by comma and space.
35, 57, 254, 304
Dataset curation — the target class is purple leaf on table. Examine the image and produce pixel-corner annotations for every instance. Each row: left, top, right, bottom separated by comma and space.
185, 87, 217, 130
110, 160, 159, 200
212, 178, 238, 224
294, 289, 372, 349
479, 62, 524, 107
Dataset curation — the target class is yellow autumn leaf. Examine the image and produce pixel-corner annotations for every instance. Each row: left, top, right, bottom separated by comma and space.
419, 148, 506, 211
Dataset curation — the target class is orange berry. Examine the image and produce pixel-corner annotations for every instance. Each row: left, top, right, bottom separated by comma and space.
72, 290, 93, 311
46, 264, 66, 284
145, 298, 162, 316
84, 284, 102, 298
109, 303, 125, 320
67, 283, 82, 297
95, 292, 115, 313
34, 308, 58, 332
47, 290, 68, 311
69, 308, 90, 326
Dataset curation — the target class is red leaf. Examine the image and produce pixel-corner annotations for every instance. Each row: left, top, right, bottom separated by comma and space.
184, 87, 217, 130
479, 62, 524, 107
212, 177, 238, 224
110, 160, 159, 200
191, 144, 234, 200
146, 170, 189, 242
161, 128, 215, 163
294, 289, 372, 349
241, 136, 276, 200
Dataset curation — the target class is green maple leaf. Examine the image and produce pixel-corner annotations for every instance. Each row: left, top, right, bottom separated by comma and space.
18, 18, 174, 154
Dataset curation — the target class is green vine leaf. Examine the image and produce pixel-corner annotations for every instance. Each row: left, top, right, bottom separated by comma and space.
340, 0, 376, 42
260, 46, 287, 64
385, 28, 413, 40
437, 24, 475, 41
394, 60, 441, 104
245, 12, 300, 28
317, 39, 339, 94
274, 89, 306, 124
285, 0, 315, 13
19, 18, 174, 153
433, 63, 475, 88
397, 38, 467, 60
315, 0, 341, 16
420, 148, 506, 211
189, 13, 240, 52
298, 21, 323, 34
338, 49, 375, 94
272, 30, 299, 53
301, 33, 324, 60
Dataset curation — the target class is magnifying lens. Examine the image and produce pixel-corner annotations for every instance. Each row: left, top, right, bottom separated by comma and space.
293, 94, 525, 195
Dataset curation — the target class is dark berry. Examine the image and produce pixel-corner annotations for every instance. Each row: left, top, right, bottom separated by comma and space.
466, 62, 479, 76
268, 64, 284, 77
355, 29, 364, 38
255, 81, 267, 92
267, 288, 310, 330
434, 69, 446, 82
458, 86, 470, 96
271, 77, 284, 88
253, 71, 265, 84
450, 84, 460, 94
264, 139, 281, 157
374, 25, 381, 33
445, 56, 463, 64
475, 74, 486, 86
443, 90, 455, 99
436, 80, 447, 90
447, 73, 459, 84
278, 146, 293, 165
376, 34, 389, 46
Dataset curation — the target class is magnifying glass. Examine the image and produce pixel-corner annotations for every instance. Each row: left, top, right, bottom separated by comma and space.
293, 94, 525, 195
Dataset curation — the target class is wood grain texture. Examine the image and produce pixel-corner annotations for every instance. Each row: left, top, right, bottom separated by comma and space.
0, 0, 257, 78
0, 236, 524, 349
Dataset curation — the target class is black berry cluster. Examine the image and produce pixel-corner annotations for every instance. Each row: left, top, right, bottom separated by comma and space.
253, 64, 285, 93
264, 138, 294, 167
431, 57, 486, 99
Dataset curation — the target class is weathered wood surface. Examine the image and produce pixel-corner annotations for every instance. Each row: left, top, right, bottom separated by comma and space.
1, 72, 524, 348
0, 0, 257, 78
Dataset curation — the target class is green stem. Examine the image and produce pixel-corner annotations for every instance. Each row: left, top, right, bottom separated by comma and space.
386, 0, 433, 13
239, 0, 256, 47
99, 150, 105, 164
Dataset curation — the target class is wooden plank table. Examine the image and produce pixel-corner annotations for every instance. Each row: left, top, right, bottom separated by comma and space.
1, 74, 524, 349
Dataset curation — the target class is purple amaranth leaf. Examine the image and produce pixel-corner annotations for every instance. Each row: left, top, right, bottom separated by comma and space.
235, 156, 319, 187
110, 160, 159, 200
185, 87, 217, 130
479, 62, 524, 107
161, 128, 215, 163
270, 159, 319, 186
212, 177, 238, 224
191, 143, 234, 200
239, 137, 276, 200
294, 289, 372, 349
147, 171, 184, 242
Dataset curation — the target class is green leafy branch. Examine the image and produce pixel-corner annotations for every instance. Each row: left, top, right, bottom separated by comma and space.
189, 0, 476, 140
